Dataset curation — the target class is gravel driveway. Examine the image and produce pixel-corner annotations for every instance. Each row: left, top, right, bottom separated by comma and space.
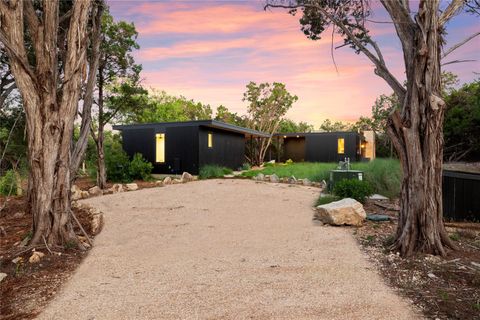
38, 179, 418, 319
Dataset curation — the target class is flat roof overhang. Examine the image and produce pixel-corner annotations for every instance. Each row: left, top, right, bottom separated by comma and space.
274, 131, 360, 138
113, 120, 270, 138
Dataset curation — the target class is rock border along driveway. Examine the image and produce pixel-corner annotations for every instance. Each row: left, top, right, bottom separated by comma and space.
38, 179, 419, 319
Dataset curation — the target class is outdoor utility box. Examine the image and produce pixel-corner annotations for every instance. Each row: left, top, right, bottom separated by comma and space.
329, 170, 364, 191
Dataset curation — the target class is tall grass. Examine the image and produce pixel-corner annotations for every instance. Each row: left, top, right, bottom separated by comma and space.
199, 165, 233, 179
241, 158, 402, 198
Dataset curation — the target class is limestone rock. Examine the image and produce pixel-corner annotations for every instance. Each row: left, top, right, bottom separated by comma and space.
270, 174, 279, 183
369, 194, 389, 200
288, 176, 297, 184
172, 179, 183, 184
155, 180, 164, 187
181, 172, 193, 183
315, 198, 366, 226
163, 176, 172, 185
109, 183, 124, 193
88, 186, 103, 197
71, 185, 83, 201
29, 251, 45, 264
319, 180, 328, 189
255, 173, 265, 181
303, 178, 312, 186
90, 211, 104, 235
13, 211, 25, 218
0, 272, 7, 283
125, 183, 138, 191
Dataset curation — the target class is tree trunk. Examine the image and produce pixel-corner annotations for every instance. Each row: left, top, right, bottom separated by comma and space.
0, 0, 92, 246
387, 0, 455, 256
95, 69, 107, 189
96, 125, 107, 189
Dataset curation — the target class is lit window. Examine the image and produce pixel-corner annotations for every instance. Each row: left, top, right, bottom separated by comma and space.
208, 133, 213, 148
156, 133, 165, 163
337, 138, 345, 154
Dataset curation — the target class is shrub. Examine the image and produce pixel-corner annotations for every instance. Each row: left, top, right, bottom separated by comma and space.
285, 159, 293, 165
333, 179, 373, 203
241, 163, 251, 171
199, 165, 233, 179
104, 144, 132, 183
315, 194, 339, 206
129, 153, 153, 181
0, 170, 17, 196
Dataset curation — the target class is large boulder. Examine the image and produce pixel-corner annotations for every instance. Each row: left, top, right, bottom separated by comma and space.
88, 186, 103, 197
181, 172, 193, 183
125, 183, 138, 191
315, 198, 366, 226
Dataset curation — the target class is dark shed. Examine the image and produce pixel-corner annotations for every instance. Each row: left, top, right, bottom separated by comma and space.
113, 120, 268, 175
274, 132, 362, 162
442, 170, 480, 222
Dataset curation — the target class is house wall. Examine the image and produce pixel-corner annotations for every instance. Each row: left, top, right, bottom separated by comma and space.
305, 133, 360, 162
198, 127, 245, 171
282, 137, 306, 162
121, 125, 200, 175
443, 170, 480, 221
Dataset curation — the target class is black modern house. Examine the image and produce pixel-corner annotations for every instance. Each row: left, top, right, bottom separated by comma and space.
113, 120, 268, 175
272, 132, 365, 163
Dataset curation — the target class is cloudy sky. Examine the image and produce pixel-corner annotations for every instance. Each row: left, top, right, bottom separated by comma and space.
108, 0, 480, 127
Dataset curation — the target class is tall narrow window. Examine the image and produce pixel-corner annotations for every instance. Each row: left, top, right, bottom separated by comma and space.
208, 133, 213, 148
337, 138, 345, 154
156, 133, 165, 163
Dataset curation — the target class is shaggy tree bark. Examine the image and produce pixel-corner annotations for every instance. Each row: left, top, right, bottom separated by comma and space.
266, 0, 474, 256
0, 0, 92, 246
70, 1, 104, 183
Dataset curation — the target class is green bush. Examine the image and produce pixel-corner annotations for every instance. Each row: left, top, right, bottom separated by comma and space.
285, 159, 293, 165
241, 163, 251, 171
104, 144, 132, 183
333, 179, 373, 203
0, 170, 17, 196
129, 153, 153, 181
199, 165, 233, 179
315, 194, 339, 206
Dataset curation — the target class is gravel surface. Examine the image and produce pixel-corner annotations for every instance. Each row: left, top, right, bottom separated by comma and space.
38, 179, 419, 319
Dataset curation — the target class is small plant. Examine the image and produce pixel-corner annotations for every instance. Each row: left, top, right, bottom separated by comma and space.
64, 240, 78, 250
364, 235, 376, 245
438, 290, 449, 301
199, 165, 233, 179
449, 232, 460, 241
0, 169, 17, 196
315, 194, 339, 206
241, 163, 251, 171
129, 153, 153, 181
333, 179, 373, 203
285, 159, 293, 165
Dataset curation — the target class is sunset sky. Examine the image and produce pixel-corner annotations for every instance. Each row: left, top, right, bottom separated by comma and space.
108, 0, 480, 127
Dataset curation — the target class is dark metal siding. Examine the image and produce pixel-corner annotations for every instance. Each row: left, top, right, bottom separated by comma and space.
163, 126, 199, 175
443, 170, 480, 221
283, 137, 306, 162
305, 133, 359, 162
121, 128, 156, 163
198, 127, 245, 170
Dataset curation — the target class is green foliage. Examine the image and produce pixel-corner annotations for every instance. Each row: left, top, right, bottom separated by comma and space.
241, 159, 401, 198
353, 158, 401, 199
129, 153, 153, 181
215, 105, 246, 127
278, 118, 314, 133
444, 80, 480, 161
333, 179, 373, 203
199, 165, 233, 179
319, 119, 352, 132
0, 169, 17, 196
285, 159, 294, 165
126, 89, 213, 123
315, 195, 339, 206
104, 141, 132, 183
241, 163, 251, 171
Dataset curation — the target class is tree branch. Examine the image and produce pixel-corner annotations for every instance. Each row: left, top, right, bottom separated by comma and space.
439, 0, 465, 25
442, 59, 477, 66
265, 2, 406, 101
442, 31, 480, 59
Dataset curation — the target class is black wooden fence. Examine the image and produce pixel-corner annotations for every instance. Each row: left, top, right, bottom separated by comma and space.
443, 170, 480, 221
